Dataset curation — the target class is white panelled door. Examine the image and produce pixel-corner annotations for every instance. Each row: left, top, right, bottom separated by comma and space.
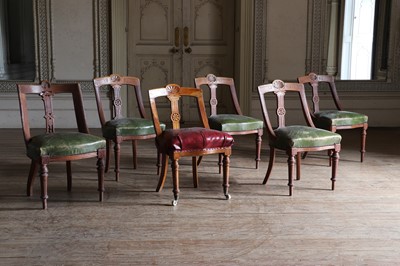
128, 0, 234, 123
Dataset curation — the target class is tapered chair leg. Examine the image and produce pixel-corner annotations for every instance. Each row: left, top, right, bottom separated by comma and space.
263, 147, 275, 184
132, 140, 137, 169
105, 140, 111, 173
27, 160, 37, 197
156, 154, 169, 192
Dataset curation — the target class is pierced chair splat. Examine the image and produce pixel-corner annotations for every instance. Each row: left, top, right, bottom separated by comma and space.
195, 74, 264, 170
258, 80, 341, 196
298, 73, 368, 162
148, 84, 234, 206
93, 74, 163, 181
17, 81, 106, 209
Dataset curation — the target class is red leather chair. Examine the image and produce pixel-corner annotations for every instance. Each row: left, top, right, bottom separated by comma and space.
148, 84, 234, 206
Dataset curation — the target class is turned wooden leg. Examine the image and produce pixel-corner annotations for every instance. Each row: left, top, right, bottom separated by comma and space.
39, 163, 49, 210
360, 125, 368, 162
97, 149, 105, 202
287, 152, 295, 196
222, 154, 231, 199
330, 149, 340, 190
255, 130, 263, 169
171, 159, 180, 206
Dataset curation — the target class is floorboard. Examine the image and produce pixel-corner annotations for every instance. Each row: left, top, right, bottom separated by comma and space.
0, 128, 399, 265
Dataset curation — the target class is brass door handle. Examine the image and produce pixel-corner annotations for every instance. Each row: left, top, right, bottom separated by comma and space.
170, 47, 180, 53
175, 27, 180, 47
183, 27, 189, 47
184, 47, 192, 54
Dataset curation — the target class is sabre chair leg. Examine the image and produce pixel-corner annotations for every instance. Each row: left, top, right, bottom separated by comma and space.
27, 160, 38, 197
66, 161, 72, 191
114, 141, 121, 181
263, 147, 275, 184
105, 140, 111, 173
132, 140, 137, 169
296, 152, 301, 180
156, 154, 169, 192
192, 156, 198, 188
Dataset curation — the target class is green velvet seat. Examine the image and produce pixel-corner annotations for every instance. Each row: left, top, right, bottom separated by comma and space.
27, 132, 106, 159
209, 114, 264, 132
17, 81, 106, 209
93, 74, 162, 181
102, 118, 161, 139
298, 73, 368, 162
272, 126, 341, 150
195, 74, 263, 170
314, 110, 368, 129
258, 80, 341, 196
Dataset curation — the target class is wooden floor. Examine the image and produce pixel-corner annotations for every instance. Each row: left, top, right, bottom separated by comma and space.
1, 128, 400, 265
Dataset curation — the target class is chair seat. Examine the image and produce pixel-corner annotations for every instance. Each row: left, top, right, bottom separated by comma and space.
209, 114, 264, 132
156, 127, 234, 153
103, 118, 162, 138
314, 110, 368, 129
27, 132, 106, 159
272, 125, 342, 150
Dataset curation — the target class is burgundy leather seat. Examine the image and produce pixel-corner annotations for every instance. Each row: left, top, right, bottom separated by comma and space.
156, 127, 234, 153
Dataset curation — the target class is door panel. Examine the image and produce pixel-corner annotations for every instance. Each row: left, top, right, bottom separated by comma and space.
128, 0, 234, 122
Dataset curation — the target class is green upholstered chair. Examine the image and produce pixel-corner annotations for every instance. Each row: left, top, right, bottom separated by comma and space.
258, 80, 341, 196
17, 81, 106, 209
195, 74, 263, 170
93, 74, 163, 181
298, 73, 368, 162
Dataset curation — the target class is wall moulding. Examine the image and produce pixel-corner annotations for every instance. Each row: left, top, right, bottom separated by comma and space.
0, 0, 110, 94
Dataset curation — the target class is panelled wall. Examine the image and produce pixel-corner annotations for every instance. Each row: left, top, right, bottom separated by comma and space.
0, 0, 399, 128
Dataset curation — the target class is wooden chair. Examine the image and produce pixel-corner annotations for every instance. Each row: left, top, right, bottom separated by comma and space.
17, 81, 106, 209
257, 80, 341, 195
195, 74, 263, 170
297, 73, 368, 162
93, 74, 163, 181
148, 84, 234, 206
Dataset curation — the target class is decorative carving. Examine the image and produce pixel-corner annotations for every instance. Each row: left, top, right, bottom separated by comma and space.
170, 112, 181, 122
111, 74, 121, 82
207, 73, 217, 83
210, 98, 218, 106
277, 107, 286, 116
272, 79, 284, 89
166, 84, 180, 93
